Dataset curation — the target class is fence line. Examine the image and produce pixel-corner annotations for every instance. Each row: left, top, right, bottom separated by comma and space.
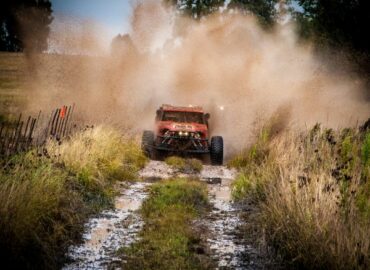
0, 104, 76, 158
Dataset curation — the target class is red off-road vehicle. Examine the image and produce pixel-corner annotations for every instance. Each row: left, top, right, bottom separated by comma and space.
141, 104, 223, 165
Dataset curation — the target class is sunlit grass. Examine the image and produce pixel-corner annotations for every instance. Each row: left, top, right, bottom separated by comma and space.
0, 125, 147, 268
230, 120, 370, 269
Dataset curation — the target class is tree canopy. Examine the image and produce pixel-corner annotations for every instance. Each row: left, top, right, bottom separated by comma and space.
0, 0, 53, 52
293, 0, 369, 53
228, 0, 278, 26
165, 0, 369, 52
164, 0, 278, 26
165, 0, 369, 76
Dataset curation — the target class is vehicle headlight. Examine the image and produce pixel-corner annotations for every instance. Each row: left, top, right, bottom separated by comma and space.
178, 131, 189, 136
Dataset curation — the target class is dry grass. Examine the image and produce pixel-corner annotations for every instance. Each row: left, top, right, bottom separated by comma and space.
230, 122, 370, 269
48, 125, 147, 181
0, 125, 147, 269
0, 154, 82, 269
165, 156, 203, 174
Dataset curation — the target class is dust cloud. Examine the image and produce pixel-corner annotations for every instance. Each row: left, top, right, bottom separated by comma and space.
25, 1, 370, 156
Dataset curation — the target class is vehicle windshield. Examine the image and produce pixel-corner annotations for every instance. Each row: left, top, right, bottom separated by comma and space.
162, 111, 204, 124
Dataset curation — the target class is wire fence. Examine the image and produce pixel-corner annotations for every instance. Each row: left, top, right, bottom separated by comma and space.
0, 104, 76, 159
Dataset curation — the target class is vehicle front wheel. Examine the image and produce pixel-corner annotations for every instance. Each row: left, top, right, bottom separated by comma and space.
210, 136, 223, 165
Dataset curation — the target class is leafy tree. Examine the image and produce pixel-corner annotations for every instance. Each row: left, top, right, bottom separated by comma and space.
164, 0, 224, 18
0, 0, 53, 52
292, 0, 369, 77
228, 0, 278, 26
293, 1, 368, 52
164, 0, 278, 26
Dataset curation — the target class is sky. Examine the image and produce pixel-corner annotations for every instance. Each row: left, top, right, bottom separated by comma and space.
51, 0, 303, 31
51, 0, 134, 38
50, 0, 303, 52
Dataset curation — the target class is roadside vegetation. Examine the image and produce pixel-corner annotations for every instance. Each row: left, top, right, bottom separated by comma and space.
229, 118, 370, 269
165, 156, 203, 174
119, 178, 212, 270
0, 126, 147, 269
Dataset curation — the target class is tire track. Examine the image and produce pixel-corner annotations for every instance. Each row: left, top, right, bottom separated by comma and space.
63, 182, 151, 270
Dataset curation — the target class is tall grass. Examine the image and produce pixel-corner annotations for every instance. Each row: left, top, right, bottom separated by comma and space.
0, 125, 147, 269
120, 178, 212, 270
230, 121, 370, 269
47, 126, 147, 209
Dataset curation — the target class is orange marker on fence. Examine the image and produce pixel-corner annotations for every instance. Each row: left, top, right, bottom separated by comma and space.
60, 106, 66, 119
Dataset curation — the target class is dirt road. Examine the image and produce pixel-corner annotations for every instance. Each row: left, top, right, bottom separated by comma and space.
63, 161, 266, 269
63, 182, 151, 269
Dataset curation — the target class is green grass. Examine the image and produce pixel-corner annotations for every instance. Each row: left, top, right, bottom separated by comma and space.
356, 132, 370, 220
0, 155, 84, 268
165, 156, 203, 174
362, 132, 370, 170
0, 126, 147, 269
229, 119, 370, 269
119, 178, 212, 270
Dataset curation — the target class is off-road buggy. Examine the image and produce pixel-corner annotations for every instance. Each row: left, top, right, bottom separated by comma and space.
141, 104, 223, 165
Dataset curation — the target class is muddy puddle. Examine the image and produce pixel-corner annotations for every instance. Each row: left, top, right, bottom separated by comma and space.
63, 182, 151, 270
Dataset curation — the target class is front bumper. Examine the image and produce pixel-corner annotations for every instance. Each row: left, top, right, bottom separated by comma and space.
153, 135, 210, 154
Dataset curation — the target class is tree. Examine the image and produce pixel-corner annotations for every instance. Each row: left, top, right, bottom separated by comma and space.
0, 0, 53, 52
228, 0, 278, 26
292, 0, 369, 54
164, 0, 278, 26
292, 0, 369, 77
164, 0, 224, 19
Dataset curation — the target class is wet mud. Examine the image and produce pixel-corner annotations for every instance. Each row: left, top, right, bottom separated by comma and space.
204, 179, 266, 270
140, 161, 266, 269
63, 161, 271, 269
63, 182, 151, 270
